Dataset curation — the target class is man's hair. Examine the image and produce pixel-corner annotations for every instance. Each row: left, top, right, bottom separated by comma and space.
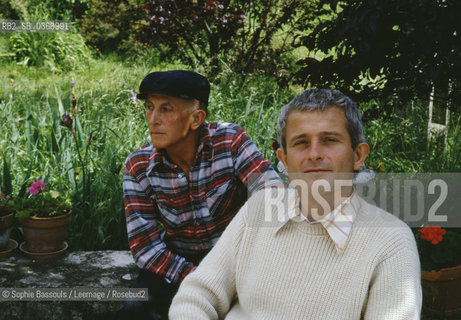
198, 100, 208, 117
277, 89, 366, 151
186, 98, 208, 117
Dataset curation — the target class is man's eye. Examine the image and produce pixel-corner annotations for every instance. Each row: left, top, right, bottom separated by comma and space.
145, 105, 153, 110
324, 137, 338, 142
161, 106, 172, 112
294, 140, 307, 146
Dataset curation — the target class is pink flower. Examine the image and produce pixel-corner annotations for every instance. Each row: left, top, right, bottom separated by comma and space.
29, 180, 46, 195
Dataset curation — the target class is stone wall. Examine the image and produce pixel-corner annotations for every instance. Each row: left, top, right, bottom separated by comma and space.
0, 251, 138, 320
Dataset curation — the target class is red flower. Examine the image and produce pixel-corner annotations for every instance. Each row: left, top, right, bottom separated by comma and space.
418, 225, 447, 245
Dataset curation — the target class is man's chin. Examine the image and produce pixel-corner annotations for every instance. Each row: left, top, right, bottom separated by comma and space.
289, 171, 333, 180
288, 172, 354, 189
151, 141, 167, 149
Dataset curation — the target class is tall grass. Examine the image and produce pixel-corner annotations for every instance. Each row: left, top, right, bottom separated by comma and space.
364, 99, 461, 173
0, 58, 151, 250
0, 56, 295, 250
1, 56, 460, 250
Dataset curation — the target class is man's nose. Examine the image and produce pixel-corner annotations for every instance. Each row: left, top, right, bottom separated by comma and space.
307, 141, 323, 161
148, 108, 161, 125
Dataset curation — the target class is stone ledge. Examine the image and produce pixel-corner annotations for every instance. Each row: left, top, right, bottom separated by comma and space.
0, 250, 138, 320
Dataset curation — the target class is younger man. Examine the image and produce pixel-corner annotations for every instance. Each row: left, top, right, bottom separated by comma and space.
169, 89, 422, 319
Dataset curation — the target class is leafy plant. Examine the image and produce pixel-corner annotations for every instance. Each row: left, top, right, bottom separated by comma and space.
15, 179, 72, 218
78, 0, 149, 55
3, 0, 92, 71
9, 32, 92, 71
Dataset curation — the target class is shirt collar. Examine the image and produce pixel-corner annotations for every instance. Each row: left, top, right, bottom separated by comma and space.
146, 123, 214, 175
275, 190, 360, 254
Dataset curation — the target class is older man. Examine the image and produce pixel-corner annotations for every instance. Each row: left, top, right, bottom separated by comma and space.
117, 70, 281, 319
169, 89, 422, 319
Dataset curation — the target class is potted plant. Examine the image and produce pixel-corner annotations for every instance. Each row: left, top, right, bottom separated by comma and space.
416, 225, 461, 316
16, 180, 72, 258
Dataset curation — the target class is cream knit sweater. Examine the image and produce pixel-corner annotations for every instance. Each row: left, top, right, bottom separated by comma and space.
169, 189, 422, 319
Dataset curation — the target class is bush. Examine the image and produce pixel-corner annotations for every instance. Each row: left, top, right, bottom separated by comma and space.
0, 0, 89, 20
2, 0, 93, 71
78, 0, 149, 55
9, 31, 92, 71
143, 0, 317, 77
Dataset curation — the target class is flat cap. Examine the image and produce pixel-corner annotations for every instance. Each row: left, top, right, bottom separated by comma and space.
137, 70, 210, 106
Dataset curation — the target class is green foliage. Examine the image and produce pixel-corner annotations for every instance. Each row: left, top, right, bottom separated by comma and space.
293, 0, 461, 111
363, 98, 461, 173
0, 0, 19, 19
0, 155, 15, 215
142, 0, 316, 77
15, 182, 72, 218
26, 0, 89, 20
0, 59, 146, 249
0, 0, 89, 20
78, 0, 149, 56
1, 157, 13, 196
8, 31, 92, 71
1, 1, 92, 71
1, 52, 460, 250
208, 71, 294, 164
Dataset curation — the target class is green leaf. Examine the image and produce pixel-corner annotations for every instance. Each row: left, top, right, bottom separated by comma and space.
50, 190, 61, 199
16, 209, 33, 219
50, 126, 60, 153
18, 162, 33, 199
55, 85, 65, 115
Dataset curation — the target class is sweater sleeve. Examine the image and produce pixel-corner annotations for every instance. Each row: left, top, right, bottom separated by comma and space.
169, 206, 246, 320
363, 232, 422, 320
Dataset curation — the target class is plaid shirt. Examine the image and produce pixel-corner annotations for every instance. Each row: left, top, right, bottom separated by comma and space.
123, 122, 281, 283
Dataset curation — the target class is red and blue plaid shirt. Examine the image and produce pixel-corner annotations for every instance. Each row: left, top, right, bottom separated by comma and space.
123, 122, 281, 283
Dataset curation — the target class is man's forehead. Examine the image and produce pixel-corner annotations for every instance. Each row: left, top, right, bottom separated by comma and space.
145, 93, 195, 107
146, 93, 175, 102
287, 106, 344, 117
287, 107, 347, 127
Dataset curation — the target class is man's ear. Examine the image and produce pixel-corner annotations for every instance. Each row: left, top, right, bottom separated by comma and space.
190, 109, 207, 130
276, 148, 288, 169
353, 142, 370, 171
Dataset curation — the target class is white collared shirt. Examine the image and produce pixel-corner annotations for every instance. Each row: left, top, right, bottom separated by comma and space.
275, 190, 360, 253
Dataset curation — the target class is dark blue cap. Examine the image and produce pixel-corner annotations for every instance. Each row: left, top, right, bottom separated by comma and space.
138, 70, 210, 106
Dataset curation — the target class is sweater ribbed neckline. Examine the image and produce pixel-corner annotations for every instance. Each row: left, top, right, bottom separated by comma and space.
289, 219, 329, 236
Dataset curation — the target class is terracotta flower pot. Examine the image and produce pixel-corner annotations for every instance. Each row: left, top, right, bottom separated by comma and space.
0, 211, 15, 250
19, 211, 72, 253
421, 265, 461, 316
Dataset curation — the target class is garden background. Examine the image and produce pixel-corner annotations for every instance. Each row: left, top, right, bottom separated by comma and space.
0, 0, 460, 270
